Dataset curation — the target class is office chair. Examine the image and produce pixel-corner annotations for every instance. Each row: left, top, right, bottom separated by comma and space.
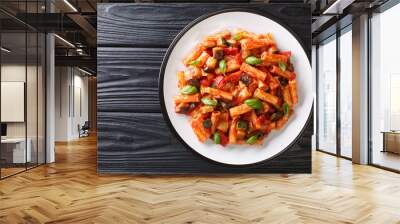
79, 121, 90, 138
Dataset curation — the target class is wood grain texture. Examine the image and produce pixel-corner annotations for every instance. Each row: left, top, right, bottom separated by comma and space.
97, 3, 312, 174
98, 3, 311, 55
98, 111, 312, 173
1, 136, 400, 223
97, 47, 165, 113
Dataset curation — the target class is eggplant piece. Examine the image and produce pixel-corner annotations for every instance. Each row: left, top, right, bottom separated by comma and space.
187, 79, 200, 89
212, 47, 224, 60
239, 74, 252, 86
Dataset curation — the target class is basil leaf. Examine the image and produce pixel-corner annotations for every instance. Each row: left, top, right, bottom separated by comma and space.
244, 98, 262, 110
279, 62, 287, 71
213, 132, 221, 144
180, 85, 198, 95
283, 102, 290, 116
246, 134, 259, 145
245, 56, 262, 65
219, 59, 227, 74
189, 60, 200, 66
201, 97, 218, 107
221, 37, 229, 46
233, 33, 242, 41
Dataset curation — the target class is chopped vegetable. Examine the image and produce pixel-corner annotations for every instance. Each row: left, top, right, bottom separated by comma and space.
180, 85, 198, 95
189, 60, 200, 66
245, 56, 262, 65
278, 62, 287, 71
212, 47, 224, 60
174, 29, 298, 146
270, 111, 284, 121
246, 134, 259, 145
223, 47, 239, 55
187, 79, 200, 88
201, 97, 218, 107
213, 132, 221, 144
220, 37, 229, 46
239, 74, 252, 85
283, 102, 290, 116
233, 33, 242, 41
219, 59, 227, 74
237, 120, 248, 130
244, 98, 262, 110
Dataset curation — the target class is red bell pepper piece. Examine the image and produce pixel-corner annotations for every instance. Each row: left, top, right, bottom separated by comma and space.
200, 78, 212, 87
213, 75, 224, 88
223, 47, 239, 56
219, 131, 229, 146
235, 53, 243, 65
217, 71, 241, 89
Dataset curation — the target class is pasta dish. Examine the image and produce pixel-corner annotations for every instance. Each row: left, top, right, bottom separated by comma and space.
173, 29, 298, 146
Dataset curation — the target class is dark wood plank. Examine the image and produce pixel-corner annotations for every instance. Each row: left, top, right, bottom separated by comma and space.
98, 3, 311, 54
97, 3, 312, 174
97, 47, 165, 113
98, 111, 312, 174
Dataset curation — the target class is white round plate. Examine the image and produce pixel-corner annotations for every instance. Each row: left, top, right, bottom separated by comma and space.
159, 10, 312, 165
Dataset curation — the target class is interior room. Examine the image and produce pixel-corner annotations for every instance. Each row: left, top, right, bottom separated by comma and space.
1, 0, 400, 223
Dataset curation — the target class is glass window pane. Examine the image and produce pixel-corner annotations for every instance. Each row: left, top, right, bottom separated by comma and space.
318, 37, 337, 154
371, 4, 400, 171
1, 30, 27, 177
340, 28, 352, 158
27, 31, 38, 169
38, 33, 45, 165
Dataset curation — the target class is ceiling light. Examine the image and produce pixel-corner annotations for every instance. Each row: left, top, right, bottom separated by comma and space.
78, 67, 93, 76
54, 34, 75, 48
1, 47, 11, 53
63, 0, 78, 12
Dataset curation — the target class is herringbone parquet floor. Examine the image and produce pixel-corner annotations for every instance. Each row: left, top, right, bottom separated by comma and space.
1, 135, 400, 224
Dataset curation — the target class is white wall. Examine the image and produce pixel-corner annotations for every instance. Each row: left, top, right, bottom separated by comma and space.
54, 66, 89, 141
1, 64, 40, 138
55, 66, 70, 141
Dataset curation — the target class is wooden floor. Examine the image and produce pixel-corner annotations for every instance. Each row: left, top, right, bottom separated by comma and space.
0, 135, 400, 224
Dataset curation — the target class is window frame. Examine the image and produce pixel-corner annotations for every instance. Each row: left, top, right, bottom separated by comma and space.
315, 24, 353, 161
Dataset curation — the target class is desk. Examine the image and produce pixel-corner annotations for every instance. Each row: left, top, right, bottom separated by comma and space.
1, 138, 31, 163
381, 131, 400, 154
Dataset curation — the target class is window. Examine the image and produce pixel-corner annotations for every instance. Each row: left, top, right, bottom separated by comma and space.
317, 36, 337, 154
0, 2, 47, 179
339, 28, 352, 158
370, 3, 400, 171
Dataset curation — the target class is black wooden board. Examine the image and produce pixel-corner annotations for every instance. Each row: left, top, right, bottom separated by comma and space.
97, 3, 312, 174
